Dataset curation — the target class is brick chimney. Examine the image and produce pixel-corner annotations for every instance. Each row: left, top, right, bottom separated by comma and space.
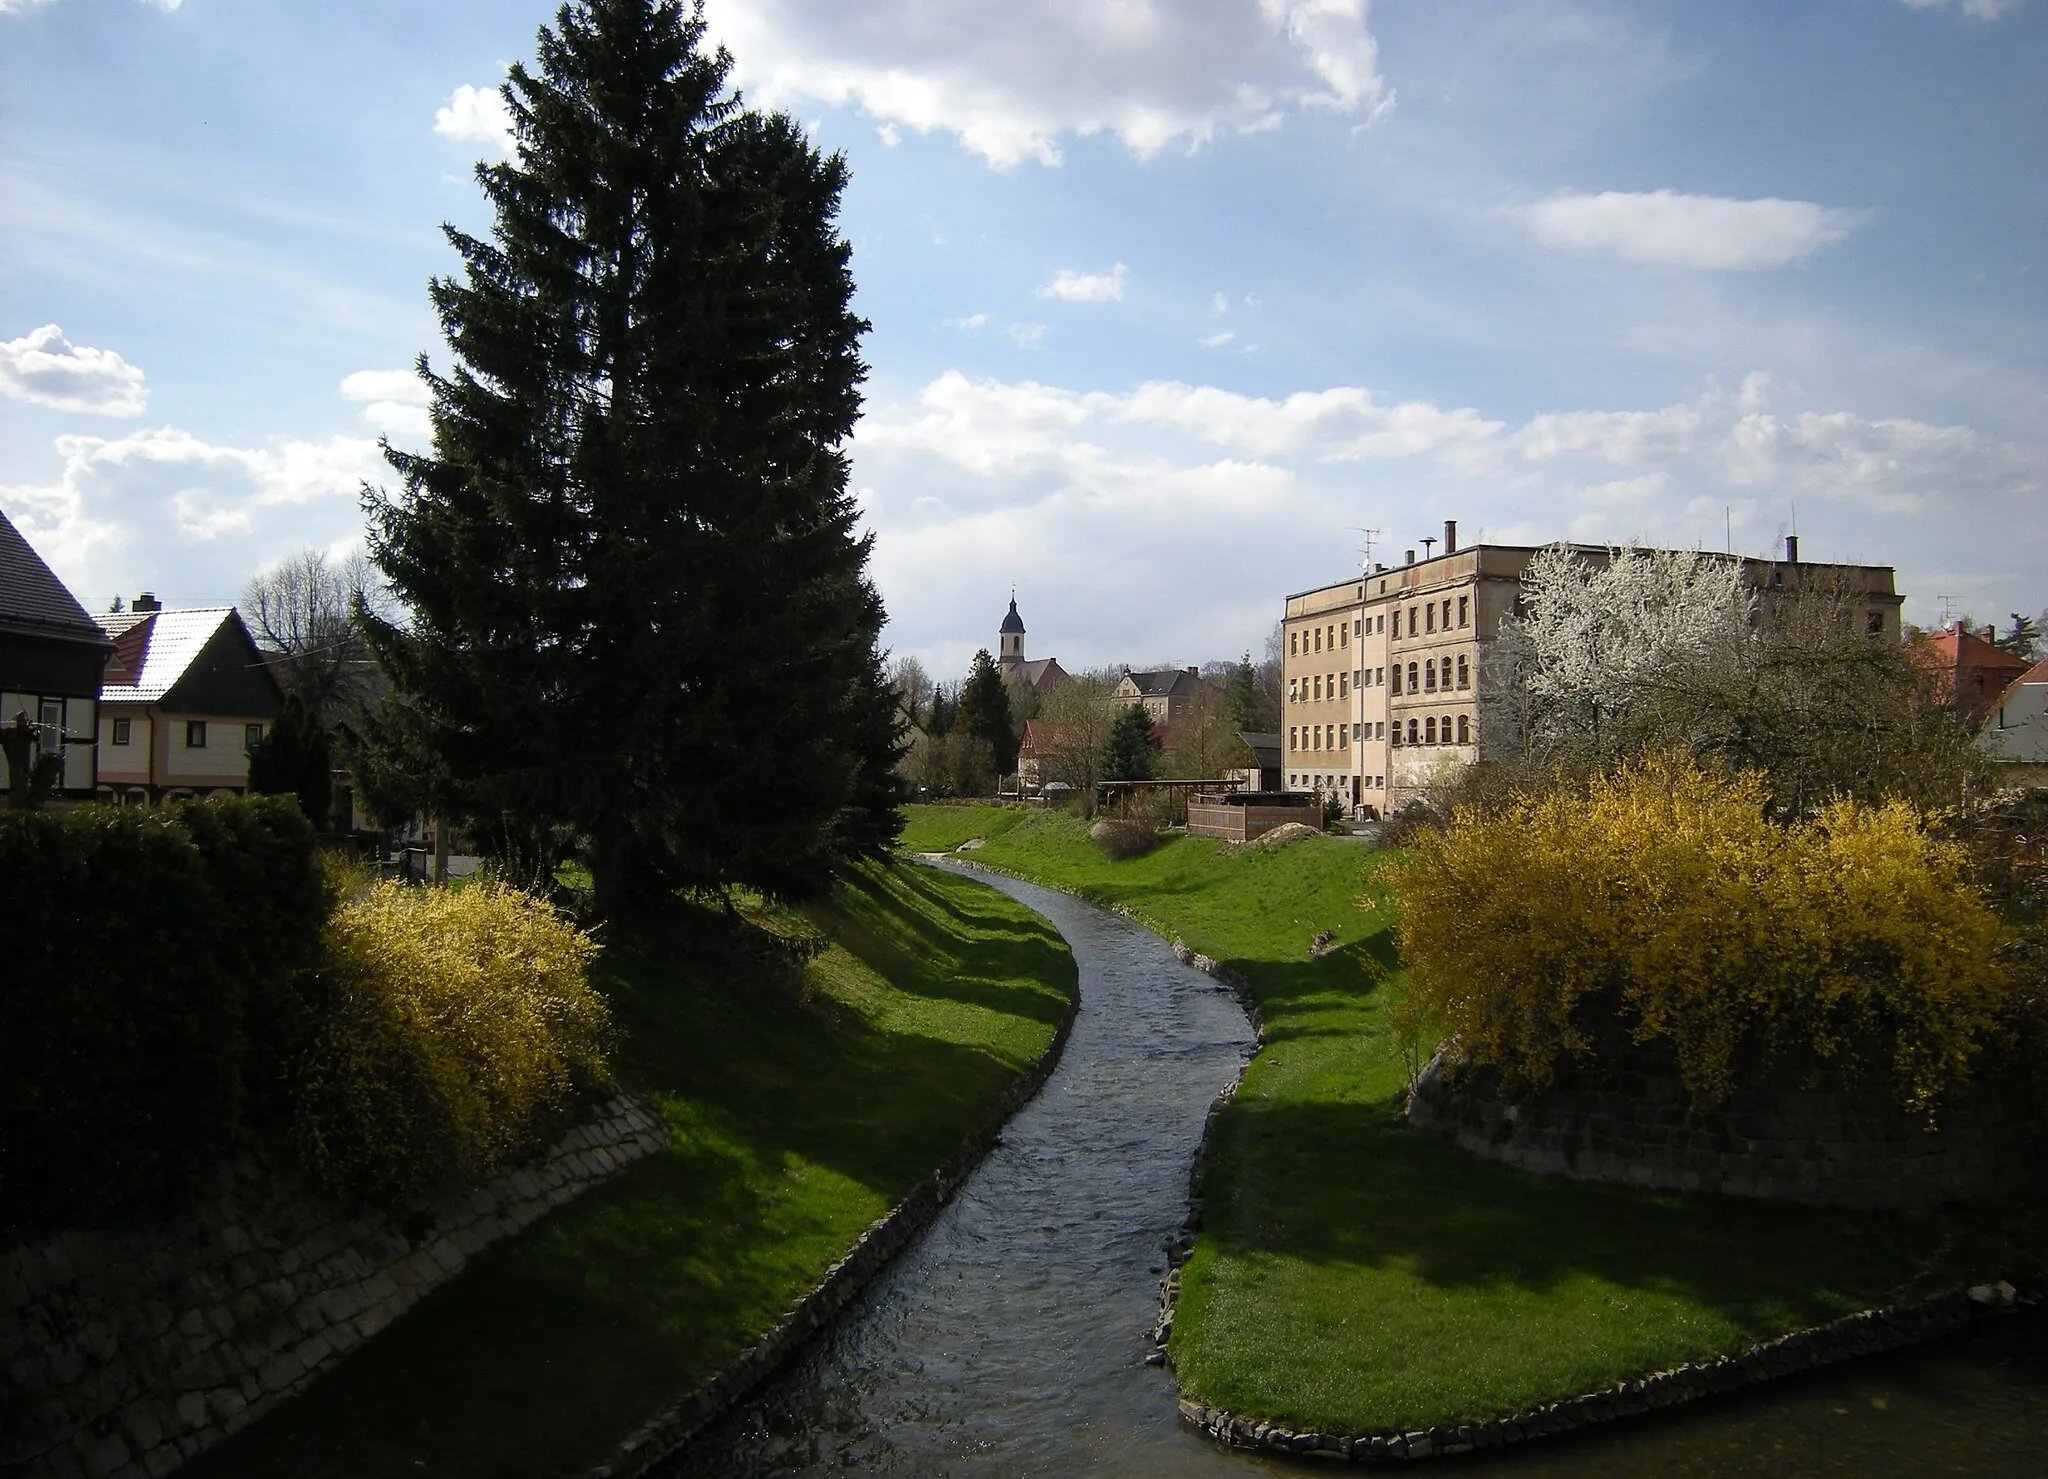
1784, 535, 1799, 563
1444, 520, 1458, 555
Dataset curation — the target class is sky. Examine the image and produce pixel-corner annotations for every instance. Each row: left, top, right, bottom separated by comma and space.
2, 0, 2043, 679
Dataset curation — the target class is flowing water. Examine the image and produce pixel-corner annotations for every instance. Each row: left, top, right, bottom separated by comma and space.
664, 867, 2048, 1477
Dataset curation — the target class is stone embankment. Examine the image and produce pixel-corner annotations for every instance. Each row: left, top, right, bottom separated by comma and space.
4, 1095, 666, 1479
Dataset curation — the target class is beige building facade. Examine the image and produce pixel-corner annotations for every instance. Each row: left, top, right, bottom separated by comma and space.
96, 603, 283, 807
1282, 525, 1905, 816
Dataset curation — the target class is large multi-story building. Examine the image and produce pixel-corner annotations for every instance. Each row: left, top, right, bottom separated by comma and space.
1280, 523, 1905, 815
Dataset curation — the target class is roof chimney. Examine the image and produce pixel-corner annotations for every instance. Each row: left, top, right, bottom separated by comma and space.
1981, 625, 1997, 643
1404, 549, 1415, 565
1186, 666, 1199, 678
1784, 535, 1799, 563
1444, 520, 1458, 555
134, 591, 162, 612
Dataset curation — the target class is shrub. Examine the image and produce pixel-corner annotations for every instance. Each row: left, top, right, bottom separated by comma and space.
0, 796, 326, 1229
1390, 755, 2008, 1112
1090, 817, 1159, 861
295, 880, 610, 1202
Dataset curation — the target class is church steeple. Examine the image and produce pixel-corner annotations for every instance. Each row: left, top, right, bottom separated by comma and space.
998, 592, 1026, 666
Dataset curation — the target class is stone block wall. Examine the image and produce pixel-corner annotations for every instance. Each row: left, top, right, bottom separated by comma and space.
1406, 1051, 2043, 1209
2, 1094, 667, 1479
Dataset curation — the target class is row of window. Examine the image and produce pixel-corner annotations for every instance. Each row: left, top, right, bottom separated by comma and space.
1391, 654, 1469, 694
1390, 714, 1471, 746
104, 719, 264, 750
1288, 593, 1474, 660
1294, 773, 1386, 791
1289, 611, 1390, 657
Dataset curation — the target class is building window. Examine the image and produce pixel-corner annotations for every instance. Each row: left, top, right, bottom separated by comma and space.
1457, 654, 1469, 689
1376, 722, 1385, 739
1289, 630, 1297, 656
1339, 725, 1348, 750
1407, 718, 1419, 744
1289, 677, 1298, 702
1389, 724, 1401, 747
1353, 722, 1362, 740
186, 720, 207, 749
1458, 714, 1471, 744
1425, 660, 1437, 693
1442, 599, 1453, 629
1289, 726, 1297, 751
1867, 611, 1883, 635
246, 723, 264, 751
1376, 666, 1384, 686
1425, 604, 1435, 634
1459, 595, 1469, 627
1407, 661, 1419, 691
1339, 672, 1349, 698
1424, 716, 1436, 744
1353, 618, 1362, 636
1408, 606, 1418, 637
1314, 627, 1323, 652
112, 718, 131, 746
1341, 623, 1349, 648
1390, 667, 1402, 695
1378, 614, 1386, 633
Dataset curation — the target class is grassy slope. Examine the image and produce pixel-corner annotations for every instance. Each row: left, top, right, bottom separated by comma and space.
901, 804, 2045, 1435
183, 859, 1076, 1479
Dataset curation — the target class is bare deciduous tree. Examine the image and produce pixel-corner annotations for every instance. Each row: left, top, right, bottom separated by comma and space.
242, 549, 391, 725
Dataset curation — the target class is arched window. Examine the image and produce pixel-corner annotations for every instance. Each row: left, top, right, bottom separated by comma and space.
1407, 661, 1418, 691
1425, 716, 1437, 744
1406, 718, 1419, 744
1457, 714, 1470, 744
1457, 653, 1469, 689
1424, 660, 1437, 692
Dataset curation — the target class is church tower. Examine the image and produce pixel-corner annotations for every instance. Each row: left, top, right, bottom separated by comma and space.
998, 595, 1026, 668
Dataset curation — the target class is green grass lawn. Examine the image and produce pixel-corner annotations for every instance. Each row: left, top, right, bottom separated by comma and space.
182, 858, 1076, 1479
902, 803, 2048, 1435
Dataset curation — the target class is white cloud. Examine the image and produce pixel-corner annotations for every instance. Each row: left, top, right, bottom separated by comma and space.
434, 83, 515, 156
1199, 331, 1237, 349
0, 325, 148, 417
1, 426, 383, 608
942, 313, 990, 332
1523, 190, 1865, 270
1900, 0, 2022, 18
339, 368, 432, 440
1211, 292, 1231, 316
1038, 263, 1127, 303
852, 367, 2044, 670
0, 0, 180, 11
702, 0, 1390, 168
1007, 323, 1048, 349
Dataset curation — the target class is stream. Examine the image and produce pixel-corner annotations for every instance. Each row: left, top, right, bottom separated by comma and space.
663, 868, 2048, 1477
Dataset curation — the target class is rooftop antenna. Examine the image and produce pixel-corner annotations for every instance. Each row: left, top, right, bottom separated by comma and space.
1348, 526, 1382, 568
1725, 506, 1732, 555
1938, 594, 1956, 627
1420, 535, 1437, 559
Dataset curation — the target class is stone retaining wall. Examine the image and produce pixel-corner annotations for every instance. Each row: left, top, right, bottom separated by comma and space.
586, 922, 1079, 1479
3, 1095, 666, 1479
1406, 1050, 2044, 1210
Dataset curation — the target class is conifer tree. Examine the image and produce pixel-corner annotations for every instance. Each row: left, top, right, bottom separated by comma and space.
359, 0, 898, 914
954, 649, 1018, 778
247, 694, 333, 827
1100, 704, 1162, 782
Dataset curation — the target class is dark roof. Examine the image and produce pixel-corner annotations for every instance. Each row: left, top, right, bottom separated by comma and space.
1238, 730, 1282, 768
100, 607, 282, 717
1006, 657, 1067, 694
1120, 667, 1200, 698
0, 509, 108, 645
999, 598, 1026, 635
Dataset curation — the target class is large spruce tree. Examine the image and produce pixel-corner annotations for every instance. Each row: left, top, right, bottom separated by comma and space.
360, 0, 899, 914
954, 649, 1018, 778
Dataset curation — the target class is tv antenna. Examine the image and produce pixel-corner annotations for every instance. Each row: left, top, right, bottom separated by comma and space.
1938, 594, 1956, 627
1348, 526, 1383, 568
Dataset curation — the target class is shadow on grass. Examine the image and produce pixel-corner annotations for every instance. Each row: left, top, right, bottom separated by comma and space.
1203, 1091, 2037, 1334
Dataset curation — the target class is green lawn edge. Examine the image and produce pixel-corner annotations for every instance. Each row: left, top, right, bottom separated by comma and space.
180, 856, 1078, 1479
898, 803, 2048, 1436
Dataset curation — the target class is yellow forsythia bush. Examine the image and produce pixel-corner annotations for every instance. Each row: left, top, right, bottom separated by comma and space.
296, 879, 610, 1202
1392, 754, 2006, 1112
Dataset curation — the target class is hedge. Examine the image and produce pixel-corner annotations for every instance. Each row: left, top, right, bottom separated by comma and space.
0, 796, 327, 1230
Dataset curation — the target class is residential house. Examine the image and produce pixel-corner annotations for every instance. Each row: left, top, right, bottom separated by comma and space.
0, 510, 111, 800
1981, 657, 2048, 791
1114, 667, 1204, 727
96, 598, 284, 807
1282, 524, 1905, 815
1912, 621, 2032, 718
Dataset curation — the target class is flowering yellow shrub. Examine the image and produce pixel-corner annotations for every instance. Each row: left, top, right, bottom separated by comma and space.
296, 879, 610, 1202
1392, 755, 2006, 1111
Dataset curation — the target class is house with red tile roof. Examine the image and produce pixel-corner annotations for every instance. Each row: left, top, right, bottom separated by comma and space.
1911, 621, 2033, 718
1982, 655, 2048, 791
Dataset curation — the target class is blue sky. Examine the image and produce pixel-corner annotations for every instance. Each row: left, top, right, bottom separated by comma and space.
2, 0, 2042, 678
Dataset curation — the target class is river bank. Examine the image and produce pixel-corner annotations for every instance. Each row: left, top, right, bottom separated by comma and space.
895, 804, 2048, 1448
177, 859, 1079, 1479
